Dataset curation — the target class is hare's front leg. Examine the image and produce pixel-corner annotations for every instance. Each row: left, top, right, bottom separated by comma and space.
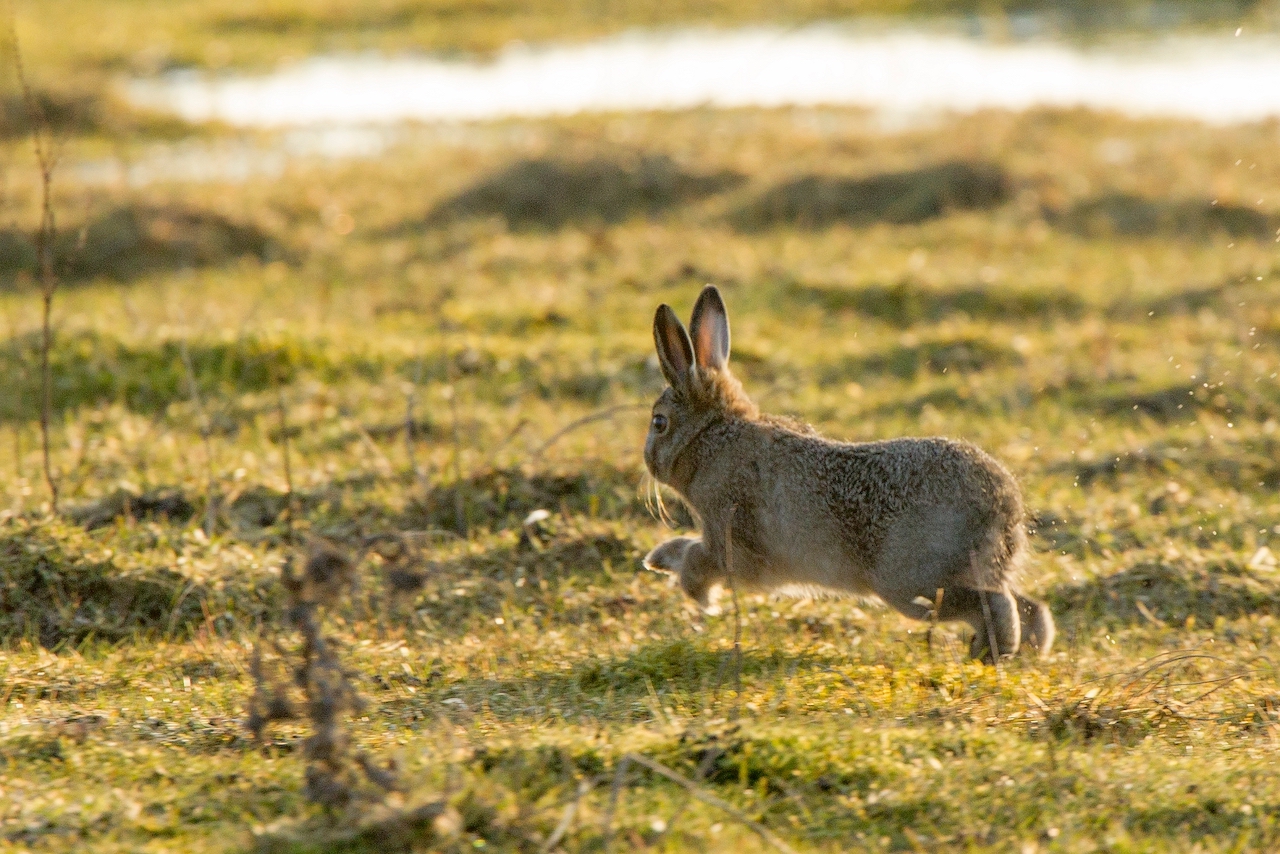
643, 536, 723, 610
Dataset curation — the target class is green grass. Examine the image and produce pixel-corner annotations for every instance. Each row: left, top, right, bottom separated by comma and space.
2, 41, 1280, 852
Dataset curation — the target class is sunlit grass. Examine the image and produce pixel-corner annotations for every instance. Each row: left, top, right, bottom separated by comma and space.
0, 97, 1279, 850
14, 0, 1273, 76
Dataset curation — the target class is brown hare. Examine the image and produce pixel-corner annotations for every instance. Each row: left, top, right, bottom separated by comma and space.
642, 285, 1053, 661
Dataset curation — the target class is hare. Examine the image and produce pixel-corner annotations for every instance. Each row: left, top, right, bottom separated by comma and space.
641, 285, 1054, 661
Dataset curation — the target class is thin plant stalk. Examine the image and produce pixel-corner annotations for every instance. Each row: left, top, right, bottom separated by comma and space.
274, 373, 296, 540
711, 506, 745, 715
10, 18, 59, 512
726, 507, 743, 719
6, 310, 26, 482
405, 362, 422, 484
10, 423, 19, 481
448, 383, 465, 536
600, 755, 630, 853
532, 402, 647, 459
979, 591, 1003, 677
179, 338, 217, 534
623, 753, 799, 854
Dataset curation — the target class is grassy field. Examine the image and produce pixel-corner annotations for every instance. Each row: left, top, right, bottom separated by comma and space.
3, 6, 1280, 850
12, 0, 1273, 76
6, 0, 1277, 138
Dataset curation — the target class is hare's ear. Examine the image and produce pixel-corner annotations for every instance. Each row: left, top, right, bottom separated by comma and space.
689, 284, 730, 371
654, 303, 694, 388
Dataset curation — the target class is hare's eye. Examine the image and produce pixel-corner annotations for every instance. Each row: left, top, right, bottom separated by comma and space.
651, 413, 669, 434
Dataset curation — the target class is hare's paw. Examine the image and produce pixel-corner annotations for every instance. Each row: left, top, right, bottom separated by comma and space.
680, 569, 726, 614
643, 536, 722, 613
643, 536, 700, 575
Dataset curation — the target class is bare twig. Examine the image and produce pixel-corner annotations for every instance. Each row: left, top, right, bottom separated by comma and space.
623, 753, 799, 854
351, 419, 393, 476
6, 310, 26, 482
709, 507, 744, 708
539, 778, 593, 853
1113, 651, 1228, 695
490, 417, 530, 463
979, 589, 1002, 676
248, 547, 403, 808
600, 754, 630, 852
1134, 599, 1165, 627
972, 553, 1003, 674
649, 740, 723, 848
913, 588, 945, 654
532, 403, 648, 458
9, 15, 59, 512
9, 423, 19, 482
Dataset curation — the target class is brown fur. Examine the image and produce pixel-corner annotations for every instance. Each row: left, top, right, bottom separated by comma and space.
642, 285, 1054, 661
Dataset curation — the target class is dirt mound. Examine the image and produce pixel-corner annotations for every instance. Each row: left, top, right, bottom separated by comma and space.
0, 530, 207, 645
733, 161, 1009, 230
1056, 193, 1277, 241
424, 155, 744, 229
0, 204, 282, 284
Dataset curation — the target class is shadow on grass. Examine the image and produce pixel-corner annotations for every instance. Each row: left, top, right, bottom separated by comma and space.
0, 203, 284, 286
63, 482, 329, 535
406, 527, 654, 635
0, 89, 106, 139
782, 266, 1278, 329
1122, 802, 1280, 845
732, 161, 1008, 230
402, 464, 657, 534
408, 637, 845, 723
1055, 193, 1278, 241
787, 279, 1085, 326
0, 529, 208, 646
0, 87, 191, 141
1048, 436, 1280, 490
213, 5, 421, 36
0, 330, 380, 422
251, 802, 449, 854
418, 155, 745, 230
67, 488, 196, 531
1073, 377, 1279, 424
863, 375, 1280, 427
822, 336, 1023, 382
1111, 272, 1280, 321
1049, 559, 1280, 630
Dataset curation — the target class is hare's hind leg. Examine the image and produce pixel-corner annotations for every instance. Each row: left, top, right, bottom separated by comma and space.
933, 587, 1021, 662
1015, 592, 1055, 658
871, 580, 1020, 662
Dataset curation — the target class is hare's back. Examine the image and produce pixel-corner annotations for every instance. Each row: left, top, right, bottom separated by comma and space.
839, 436, 1017, 509
807, 435, 1022, 555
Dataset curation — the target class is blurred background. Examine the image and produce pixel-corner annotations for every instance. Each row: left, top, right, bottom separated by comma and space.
3, 2, 1280, 851
3, 0, 1277, 505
